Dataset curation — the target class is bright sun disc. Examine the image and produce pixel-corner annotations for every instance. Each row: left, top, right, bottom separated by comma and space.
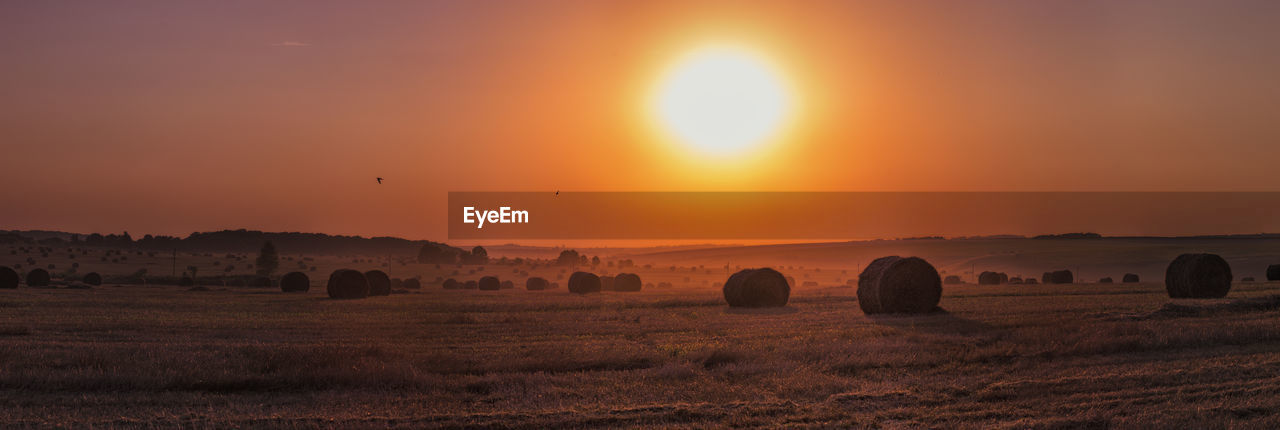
653, 47, 792, 157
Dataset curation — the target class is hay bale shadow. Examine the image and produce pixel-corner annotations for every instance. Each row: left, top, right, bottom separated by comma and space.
1120, 295, 1280, 321
724, 306, 798, 315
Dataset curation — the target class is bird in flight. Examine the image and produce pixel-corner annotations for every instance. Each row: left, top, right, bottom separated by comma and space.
376, 177, 383, 184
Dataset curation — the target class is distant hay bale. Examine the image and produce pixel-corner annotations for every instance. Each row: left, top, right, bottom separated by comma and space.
857, 256, 941, 314
1268, 264, 1280, 281
0, 267, 18, 289
81, 272, 102, 286
978, 271, 1007, 285
500, 280, 514, 289
1044, 270, 1074, 284
364, 270, 391, 296
464, 280, 478, 289
568, 272, 602, 294
403, 278, 421, 289
614, 273, 642, 292
26, 268, 51, 287
526, 277, 550, 291
326, 269, 369, 299
478, 276, 501, 291
442, 278, 461, 289
280, 271, 310, 293
1009, 277, 1023, 284
1165, 253, 1232, 299
1122, 273, 1140, 283
600, 275, 615, 291
722, 268, 790, 308
1098, 277, 1113, 283
550, 282, 560, 289
943, 275, 963, 285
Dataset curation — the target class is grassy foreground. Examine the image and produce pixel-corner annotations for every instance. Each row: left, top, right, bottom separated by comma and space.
3, 280, 1280, 428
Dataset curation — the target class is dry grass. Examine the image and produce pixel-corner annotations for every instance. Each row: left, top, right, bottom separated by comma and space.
2, 271, 1280, 428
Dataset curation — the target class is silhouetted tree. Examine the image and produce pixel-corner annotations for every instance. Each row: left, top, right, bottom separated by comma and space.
255, 241, 279, 277
556, 250, 581, 266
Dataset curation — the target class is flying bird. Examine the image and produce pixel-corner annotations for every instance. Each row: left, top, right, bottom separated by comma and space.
376, 177, 383, 184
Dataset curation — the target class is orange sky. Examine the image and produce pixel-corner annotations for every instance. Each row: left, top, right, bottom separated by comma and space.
2, 1, 1278, 241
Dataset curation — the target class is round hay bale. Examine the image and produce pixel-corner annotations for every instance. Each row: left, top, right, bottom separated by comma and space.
568, 272, 601, 294
1165, 253, 1232, 299
500, 280, 514, 289
82, 272, 102, 286
280, 271, 310, 293
327, 269, 369, 299
722, 268, 790, 308
1024, 278, 1038, 285
1122, 273, 1140, 283
364, 270, 391, 296
478, 276, 501, 291
1267, 264, 1280, 281
978, 271, 1005, 285
26, 268, 51, 287
464, 280, 478, 289
0, 266, 18, 289
857, 256, 941, 314
442, 278, 460, 289
943, 275, 963, 285
526, 277, 550, 290
403, 278, 421, 289
614, 273, 642, 292
1009, 277, 1023, 284
1045, 270, 1074, 284
1098, 277, 1113, 283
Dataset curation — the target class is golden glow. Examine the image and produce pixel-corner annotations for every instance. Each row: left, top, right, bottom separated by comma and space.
651, 46, 793, 157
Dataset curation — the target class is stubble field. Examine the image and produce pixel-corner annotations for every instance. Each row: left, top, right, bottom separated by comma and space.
3, 261, 1280, 428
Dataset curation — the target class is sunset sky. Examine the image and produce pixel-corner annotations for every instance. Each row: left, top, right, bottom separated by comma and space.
3, 1, 1278, 241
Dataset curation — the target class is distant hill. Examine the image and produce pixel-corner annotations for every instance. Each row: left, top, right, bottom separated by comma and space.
0, 229, 459, 257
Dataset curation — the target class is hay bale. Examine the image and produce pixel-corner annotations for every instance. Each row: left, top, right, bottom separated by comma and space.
978, 271, 1006, 285
1024, 278, 1038, 285
500, 280, 514, 289
526, 277, 550, 291
1098, 277, 1113, 283
364, 270, 391, 296
403, 278, 421, 289
442, 278, 460, 289
0, 267, 18, 289
600, 275, 615, 291
614, 273, 642, 292
722, 268, 790, 308
568, 272, 601, 294
82, 272, 102, 286
327, 269, 369, 299
1165, 253, 1232, 299
25, 268, 51, 287
857, 256, 941, 314
1009, 277, 1023, 284
1268, 264, 1280, 281
1044, 270, 1074, 284
478, 276, 501, 291
1122, 273, 1140, 283
464, 280, 478, 289
943, 275, 963, 285
280, 271, 310, 293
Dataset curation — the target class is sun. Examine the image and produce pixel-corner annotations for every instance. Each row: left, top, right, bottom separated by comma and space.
651, 46, 793, 157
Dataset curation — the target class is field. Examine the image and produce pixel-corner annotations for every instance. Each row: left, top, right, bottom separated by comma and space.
4, 246, 1280, 428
